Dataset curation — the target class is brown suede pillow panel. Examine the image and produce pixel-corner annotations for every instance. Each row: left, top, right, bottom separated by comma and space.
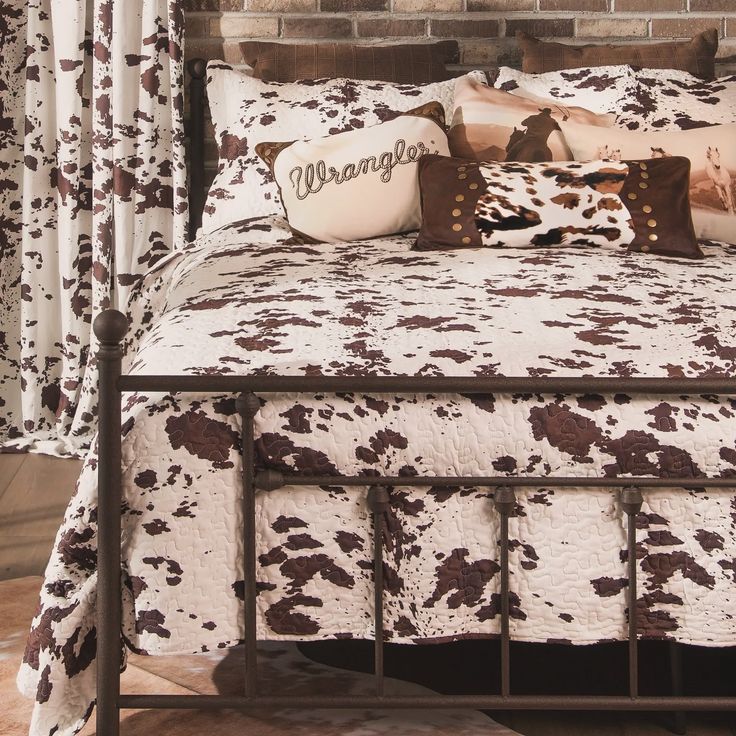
517, 29, 719, 80
240, 41, 459, 84
415, 154, 702, 260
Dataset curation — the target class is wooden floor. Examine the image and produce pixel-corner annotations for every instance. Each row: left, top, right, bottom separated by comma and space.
0, 453, 733, 735
0, 454, 82, 580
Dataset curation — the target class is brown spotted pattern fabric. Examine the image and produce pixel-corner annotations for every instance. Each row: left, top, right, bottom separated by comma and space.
0, 1, 187, 455
18, 216, 736, 736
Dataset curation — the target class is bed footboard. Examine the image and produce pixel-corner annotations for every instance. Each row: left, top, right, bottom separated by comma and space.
92, 309, 736, 736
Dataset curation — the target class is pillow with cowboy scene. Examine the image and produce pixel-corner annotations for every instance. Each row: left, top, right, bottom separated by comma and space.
561, 120, 736, 245
414, 155, 702, 259
449, 75, 614, 163
493, 65, 638, 116
256, 102, 449, 243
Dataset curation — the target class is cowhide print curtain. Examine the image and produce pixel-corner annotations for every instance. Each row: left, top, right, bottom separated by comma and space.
0, 0, 187, 455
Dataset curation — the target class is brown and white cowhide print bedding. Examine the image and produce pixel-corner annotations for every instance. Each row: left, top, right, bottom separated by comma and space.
3, 578, 516, 736
17, 217, 736, 736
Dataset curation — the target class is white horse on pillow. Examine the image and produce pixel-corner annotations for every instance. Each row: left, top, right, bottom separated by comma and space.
706, 146, 735, 215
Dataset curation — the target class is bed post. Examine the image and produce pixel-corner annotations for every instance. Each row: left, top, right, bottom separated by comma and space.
187, 58, 207, 241
94, 309, 128, 736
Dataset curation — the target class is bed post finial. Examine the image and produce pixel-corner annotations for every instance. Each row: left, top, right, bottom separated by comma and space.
187, 57, 207, 80
94, 309, 129, 347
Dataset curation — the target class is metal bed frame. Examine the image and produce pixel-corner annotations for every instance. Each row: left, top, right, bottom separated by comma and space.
92, 58, 736, 735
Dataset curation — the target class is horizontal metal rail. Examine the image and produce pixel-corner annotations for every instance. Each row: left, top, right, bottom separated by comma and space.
117, 374, 736, 395
256, 474, 735, 489
118, 694, 736, 711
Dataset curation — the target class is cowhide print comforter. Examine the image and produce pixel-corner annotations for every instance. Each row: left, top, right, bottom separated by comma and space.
18, 217, 736, 736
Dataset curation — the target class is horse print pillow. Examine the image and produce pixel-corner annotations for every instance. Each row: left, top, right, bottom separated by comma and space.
257, 102, 449, 243
449, 76, 614, 163
415, 155, 702, 259
561, 120, 736, 245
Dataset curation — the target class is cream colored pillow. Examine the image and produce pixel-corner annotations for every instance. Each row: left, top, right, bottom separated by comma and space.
257, 102, 449, 243
561, 120, 736, 244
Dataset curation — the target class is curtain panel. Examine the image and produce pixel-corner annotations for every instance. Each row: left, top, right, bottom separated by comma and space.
0, 0, 187, 456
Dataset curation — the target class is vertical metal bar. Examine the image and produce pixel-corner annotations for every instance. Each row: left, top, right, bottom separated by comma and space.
621, 486, 643, 699
494, 486, 516, 698
94, 310, 128, 736
186, 58, 207, 241
237, 393, 261, 698
367, 486, 390, 697
669, 642, 687, 735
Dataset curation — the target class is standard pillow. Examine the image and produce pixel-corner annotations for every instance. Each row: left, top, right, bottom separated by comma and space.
202, 62, 487, 235
256, 102, 448, 243
561, 120, 736, 244
617, 68, 736, 131
494, 65, 638, 116
414, 154, 702, 259
449, 75, 614, 163
516, 29, 719, 80
240, 40, 459, 84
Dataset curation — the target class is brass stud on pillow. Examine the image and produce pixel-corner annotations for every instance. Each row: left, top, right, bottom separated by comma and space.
455, 194, 465, 202
647, 219, 657, 228
452, 223, 463, 231
452, 208, 462, 217
628, 193, 638, 201
469, 182, 478, 190
643, 205, 653, 213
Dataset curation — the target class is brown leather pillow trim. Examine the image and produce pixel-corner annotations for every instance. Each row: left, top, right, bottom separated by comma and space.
240, 41, 459, 84
415, 154, 703, 259
517, 29, 719, 80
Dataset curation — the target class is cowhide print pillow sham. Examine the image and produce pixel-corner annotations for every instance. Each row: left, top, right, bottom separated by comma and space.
516, 28, 719, 80
617, 68, 736, 132
203, 62, 487, 236
562, 120, 736, 245
256, 103, 448, 243
494, 65, 638, 115
414, 155, 702, 259
449, 75, 614, 163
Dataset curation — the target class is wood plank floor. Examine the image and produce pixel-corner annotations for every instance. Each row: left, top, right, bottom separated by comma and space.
0, 453, 733, 735
0, 454, 82, 580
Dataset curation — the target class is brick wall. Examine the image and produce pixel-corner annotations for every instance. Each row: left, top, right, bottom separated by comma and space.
184, 0, 736, 73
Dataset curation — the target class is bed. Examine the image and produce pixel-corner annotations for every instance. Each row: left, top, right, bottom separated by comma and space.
17, 49, 736, 736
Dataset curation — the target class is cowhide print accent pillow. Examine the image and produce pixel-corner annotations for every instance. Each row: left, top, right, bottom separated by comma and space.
516, 28, 719, 80
617, 68, 736, 132
256, 102, 449, 243
202, 62, 488, 236
414, 155, 702, 259
493, 65, 638, 116
562, 120, 736, 245
449, 75, 614, 163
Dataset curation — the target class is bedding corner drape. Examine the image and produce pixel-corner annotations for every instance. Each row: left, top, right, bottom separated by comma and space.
0, 0, 187, 456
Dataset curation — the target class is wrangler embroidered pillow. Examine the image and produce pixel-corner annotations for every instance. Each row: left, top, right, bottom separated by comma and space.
414, 155, 702, 259
449, 75, 614, 163
561, 120, 736, 245
257, 102, 449, 243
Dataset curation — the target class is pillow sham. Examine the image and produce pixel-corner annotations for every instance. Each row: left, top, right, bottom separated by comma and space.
494, 65, 638, 116
414, 154, 702, 259
516, 29, 719, 80
203, 62, 486, 235
561, 120, 736, 244
256, 102, 448, 243
617, 68, 736, 132
449, 75, 613, 163
240, 40, 459, 84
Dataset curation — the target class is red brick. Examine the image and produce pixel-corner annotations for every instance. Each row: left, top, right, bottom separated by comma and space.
357, 18, 427, 36
540, 0, 607, 10
282, 16, 354, 38
430, 18, 500, 38
183, 0, 242, 9
467, 0, 534, 9
691, 0, 734, 9
616, 0, 684, 9
321, 0, 388, 10
505, 18, 575, 38
651, 18, 723, 38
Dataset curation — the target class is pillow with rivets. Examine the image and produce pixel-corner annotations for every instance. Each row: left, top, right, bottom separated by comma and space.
561, 120, 736, 246
414, 154, 702, 259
